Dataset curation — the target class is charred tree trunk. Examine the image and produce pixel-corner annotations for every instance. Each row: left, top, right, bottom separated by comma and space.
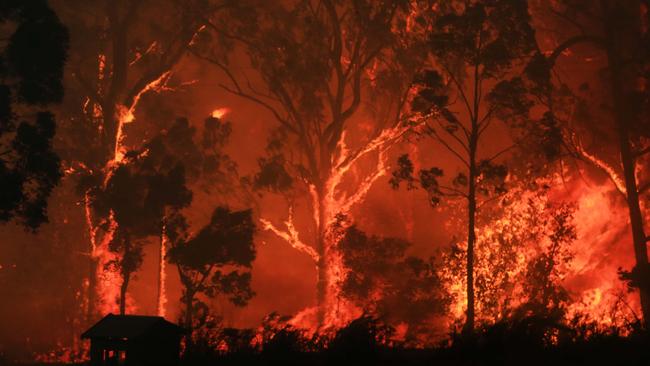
464, 122, 479, 335
463, 50, 483, 335
119, 271, 130, 315
613, 54, 650, 322
184, 292, 194, 330
183, 290, 195, 350
619, 131, 650, 324
602, 0, 650, 326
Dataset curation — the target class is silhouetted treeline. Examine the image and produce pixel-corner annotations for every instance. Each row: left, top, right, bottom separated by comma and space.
176, 314, 650, 366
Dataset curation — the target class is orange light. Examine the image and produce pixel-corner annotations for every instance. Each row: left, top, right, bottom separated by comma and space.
211, 107, 230, 119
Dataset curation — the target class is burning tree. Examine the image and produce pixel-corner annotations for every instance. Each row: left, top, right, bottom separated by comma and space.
532, 0, 650, 327
0, 0, 67, 229
390, 0, 548, 333
438, 184, 576, 326
92, 141, 193, 315
54, 0, 215, 320
193, 0, 434, 328
90, 112, 242, 316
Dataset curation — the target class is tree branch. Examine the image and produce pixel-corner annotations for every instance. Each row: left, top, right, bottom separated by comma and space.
546, 34, 606, 67
424, 122, 470, 168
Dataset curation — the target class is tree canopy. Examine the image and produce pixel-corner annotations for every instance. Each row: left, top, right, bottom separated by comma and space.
0, 0, 68, 229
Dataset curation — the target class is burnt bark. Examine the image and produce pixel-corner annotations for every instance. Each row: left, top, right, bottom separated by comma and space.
184, 291, 195, 331
464, 125, 478, 334
601, 0, 650, 326
119, 271, 130, 315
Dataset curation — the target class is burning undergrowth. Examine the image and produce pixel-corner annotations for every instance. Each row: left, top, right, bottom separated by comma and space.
1, 0, 650, 364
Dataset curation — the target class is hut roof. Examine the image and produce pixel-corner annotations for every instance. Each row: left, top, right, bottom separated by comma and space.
81, 314, 184, 340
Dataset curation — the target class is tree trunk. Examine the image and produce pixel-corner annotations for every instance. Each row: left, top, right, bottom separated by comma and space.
183, 291, 195, 351
619, 133, 650, 324
464, 127, 479, 335
611, 64, 650, 326
602, 0, 650, 326
157, 226, 167, 317
119, 271, 130, 315
119, 232, 132, 316
87, 256, 98, 322
316, 184, 328, 326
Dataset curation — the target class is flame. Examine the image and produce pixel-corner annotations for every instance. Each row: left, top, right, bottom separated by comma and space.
85, 64, 173, 320
114, 71, 172, 162
260, 207, 320, 262
83, 192, 121, 315
157, 224, 168, 318
438, 172, 641, 329
573, 137, 626, 195
211, 107, 230, 119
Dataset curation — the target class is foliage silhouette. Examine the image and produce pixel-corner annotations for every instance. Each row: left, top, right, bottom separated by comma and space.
167, 206, 256, 337
0, 0, 67, 229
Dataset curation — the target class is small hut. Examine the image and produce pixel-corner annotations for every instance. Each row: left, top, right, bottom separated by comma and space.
81, 314, 184, 366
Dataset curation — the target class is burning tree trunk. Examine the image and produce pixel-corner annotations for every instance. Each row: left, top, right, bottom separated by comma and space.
63, 0, 209, 320
315, 185, 329, 323
119, 272, 130, 316
157, 223, 168, 317
196, 0, 427, 328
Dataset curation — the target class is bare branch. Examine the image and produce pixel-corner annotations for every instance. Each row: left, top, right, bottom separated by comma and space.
424, 122, 470, 168
219, 83, 296, 134
192, 50, 298, 135
546, 34, 606, 67
441, 63, 474, 129
435, 118, 470, 155
439, 185, 468, 198
485, 143, 517, 163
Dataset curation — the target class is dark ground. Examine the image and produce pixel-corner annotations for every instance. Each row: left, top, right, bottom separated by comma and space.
3, 316, 650, 366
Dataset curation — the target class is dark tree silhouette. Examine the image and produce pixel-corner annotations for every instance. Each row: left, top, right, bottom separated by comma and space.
0, 0, 67, 229
93, 130, 193, 314
91, 115, 241, 315
167, 207, 255, 339
535, 0, 650, 327
336, 221, 449, 343
390, 0, 545, 334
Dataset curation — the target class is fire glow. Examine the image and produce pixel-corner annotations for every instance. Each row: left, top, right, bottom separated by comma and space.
2, 0, 649, 363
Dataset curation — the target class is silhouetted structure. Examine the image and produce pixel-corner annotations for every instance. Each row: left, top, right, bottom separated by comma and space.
82, 314, 184, 366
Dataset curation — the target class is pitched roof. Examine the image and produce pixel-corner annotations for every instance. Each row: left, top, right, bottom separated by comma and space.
81, 314, 184, 339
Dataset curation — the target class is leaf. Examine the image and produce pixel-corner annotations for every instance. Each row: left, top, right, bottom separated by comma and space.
389, 154, 416, 190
